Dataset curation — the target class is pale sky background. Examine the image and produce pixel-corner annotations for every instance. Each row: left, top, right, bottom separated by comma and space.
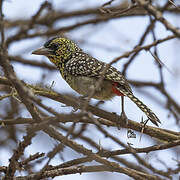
1, 0, 180, 179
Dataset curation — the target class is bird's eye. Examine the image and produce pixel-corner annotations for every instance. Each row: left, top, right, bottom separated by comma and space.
49, 43, 58, 50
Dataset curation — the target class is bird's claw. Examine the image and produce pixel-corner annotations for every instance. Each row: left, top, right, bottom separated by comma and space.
120, 111, 128, 125
112, 112, 128, 130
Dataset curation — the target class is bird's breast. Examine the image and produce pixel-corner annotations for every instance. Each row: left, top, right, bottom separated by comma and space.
62, 75, 122, 100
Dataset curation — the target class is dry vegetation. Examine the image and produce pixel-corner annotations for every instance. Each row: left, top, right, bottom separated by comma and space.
0, 0, 180, 179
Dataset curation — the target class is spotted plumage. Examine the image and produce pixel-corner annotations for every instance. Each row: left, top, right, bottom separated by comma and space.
32, 37, 161, 126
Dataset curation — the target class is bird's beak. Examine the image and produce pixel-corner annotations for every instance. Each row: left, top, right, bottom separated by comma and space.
32, 47, 53, 56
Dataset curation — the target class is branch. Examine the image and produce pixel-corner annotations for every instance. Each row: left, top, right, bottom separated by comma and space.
136, 0, 180, 37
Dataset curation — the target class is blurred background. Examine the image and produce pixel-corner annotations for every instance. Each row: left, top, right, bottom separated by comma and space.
0, 0, 180, 179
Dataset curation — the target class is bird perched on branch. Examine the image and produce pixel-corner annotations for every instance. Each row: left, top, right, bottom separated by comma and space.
32, 37, 161, 126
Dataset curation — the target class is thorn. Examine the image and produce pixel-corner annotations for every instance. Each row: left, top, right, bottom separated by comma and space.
139, 116, 148, 141
50, 80, 55, 89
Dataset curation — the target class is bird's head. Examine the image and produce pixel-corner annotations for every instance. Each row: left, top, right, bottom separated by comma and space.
32, 37, 82, 66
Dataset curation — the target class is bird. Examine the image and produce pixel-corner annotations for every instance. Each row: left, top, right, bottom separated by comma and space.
32, 37, 161, 126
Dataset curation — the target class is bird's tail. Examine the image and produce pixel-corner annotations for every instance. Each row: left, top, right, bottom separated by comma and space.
119, 89, 161, 126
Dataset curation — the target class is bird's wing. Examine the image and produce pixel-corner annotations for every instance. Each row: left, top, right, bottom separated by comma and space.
65, 52, 132, 93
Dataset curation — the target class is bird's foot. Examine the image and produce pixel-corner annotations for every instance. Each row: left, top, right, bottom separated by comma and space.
120, 111, 128, 125
71, 95, 88, 112
112, 111, 128, 130
73, 95, 91, 113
